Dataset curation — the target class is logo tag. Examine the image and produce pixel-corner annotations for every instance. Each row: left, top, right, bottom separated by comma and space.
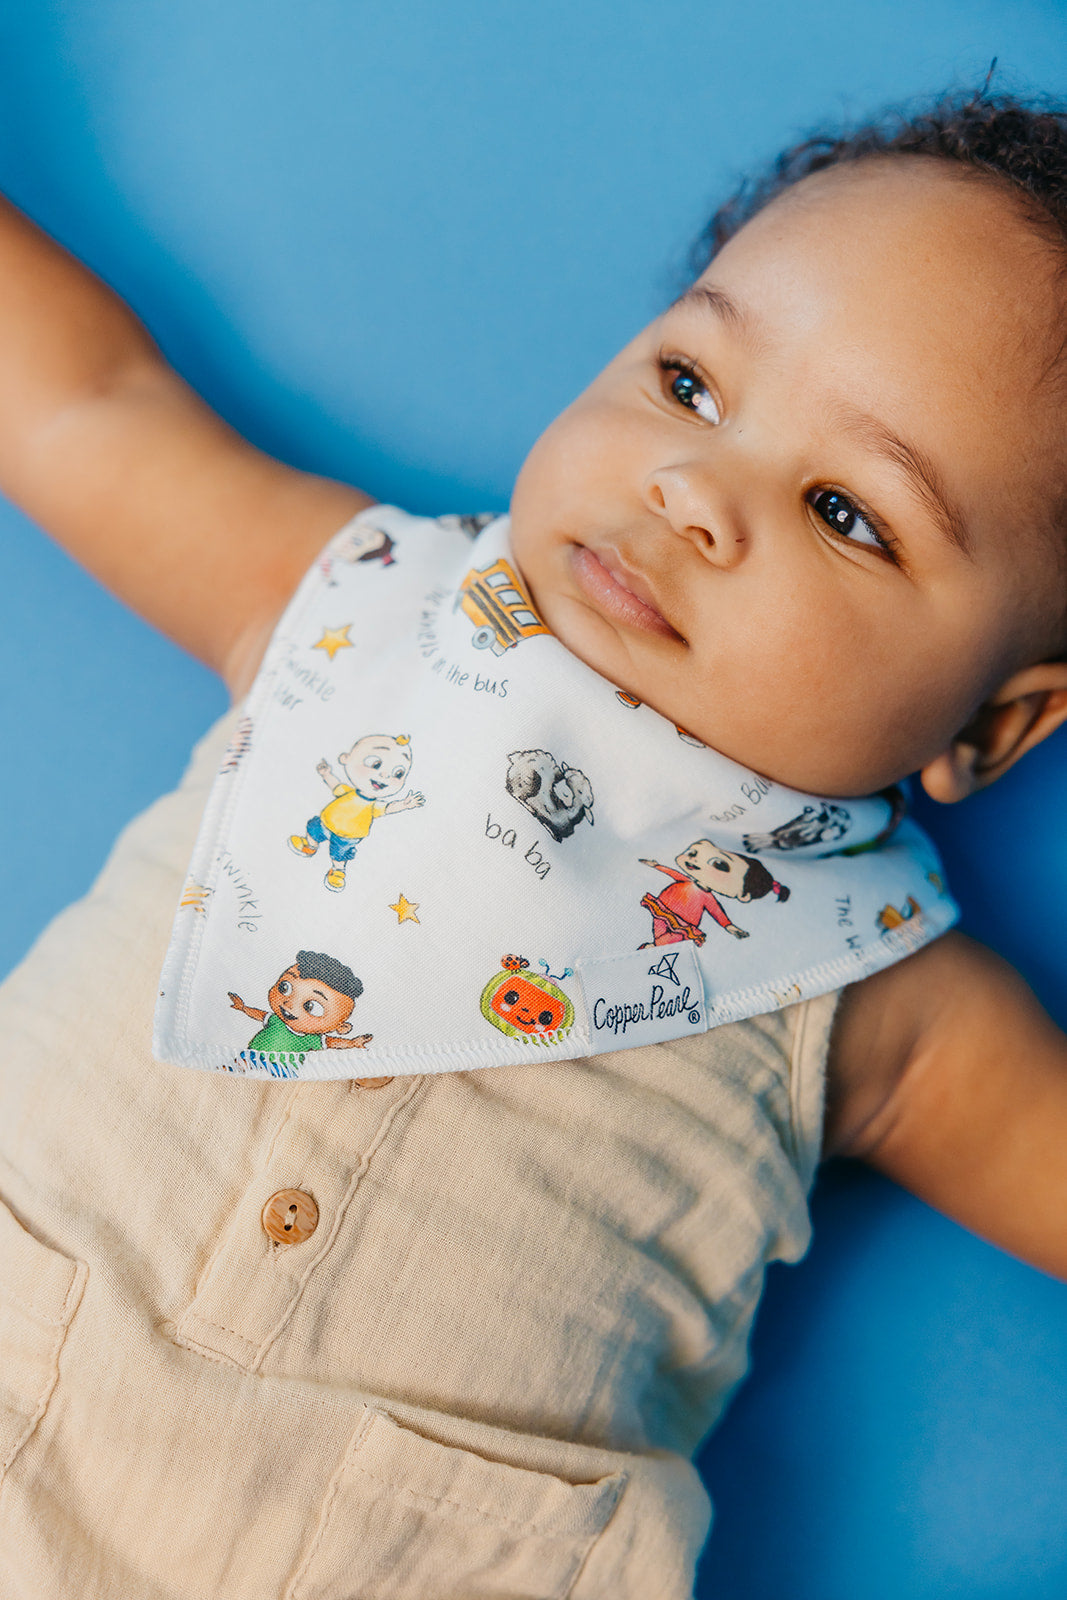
576, 946, 707, 1050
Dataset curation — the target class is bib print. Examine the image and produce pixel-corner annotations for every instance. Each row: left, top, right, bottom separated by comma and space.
155, 506, 958, 1080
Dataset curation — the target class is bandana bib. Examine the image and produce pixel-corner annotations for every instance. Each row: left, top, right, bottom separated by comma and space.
155, 506, 958, 1080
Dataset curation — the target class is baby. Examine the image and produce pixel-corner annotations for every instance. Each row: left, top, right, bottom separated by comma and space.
227, 951, 374, 1063
638, 841, 791, 944
287, 732, 425, 893
3, 89, 1067, 1599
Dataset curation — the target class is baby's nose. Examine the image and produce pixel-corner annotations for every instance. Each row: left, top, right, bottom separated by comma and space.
643, 465, 746, 569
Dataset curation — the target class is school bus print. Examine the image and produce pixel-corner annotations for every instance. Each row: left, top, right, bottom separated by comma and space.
456, 558, 550, 654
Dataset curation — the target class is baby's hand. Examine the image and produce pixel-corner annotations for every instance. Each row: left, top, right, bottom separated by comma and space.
726, 925, 750, 939
400, 791, 425, 810
316, 759, 332, 778
227, 991, 246, 1012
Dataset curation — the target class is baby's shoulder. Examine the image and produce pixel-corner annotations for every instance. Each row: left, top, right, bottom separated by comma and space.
822, 931, 1020, 1158
820, 931, 1067, 1275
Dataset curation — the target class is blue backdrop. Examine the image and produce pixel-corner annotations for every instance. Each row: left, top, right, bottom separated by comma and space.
1, 4, 1065, 1595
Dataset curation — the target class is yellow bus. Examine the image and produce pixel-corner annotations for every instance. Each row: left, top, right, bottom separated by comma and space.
456, 558, 550, 654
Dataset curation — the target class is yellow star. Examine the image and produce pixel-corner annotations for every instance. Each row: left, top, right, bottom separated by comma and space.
389, 893, 420, 925
312, 624, 354, 661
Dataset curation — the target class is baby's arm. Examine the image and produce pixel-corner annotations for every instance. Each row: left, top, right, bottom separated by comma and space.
316, 760, 344, 791
383, 792, 425, 814
639, 859, 687, 881
0, 194, 370, 699
227, 993, 266, 1023
826, 934, 1067, 1278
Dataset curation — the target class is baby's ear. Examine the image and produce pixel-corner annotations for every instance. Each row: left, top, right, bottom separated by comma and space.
920, 662, 1067, 803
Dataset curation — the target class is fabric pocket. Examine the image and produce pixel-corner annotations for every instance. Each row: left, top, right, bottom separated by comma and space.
286, 1406, 626, 1600
0, 1195, 87, 1482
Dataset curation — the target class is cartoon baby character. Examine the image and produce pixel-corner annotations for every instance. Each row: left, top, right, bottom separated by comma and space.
228, 950, 372, 1058
288, 732, 425, 891
639, 840, 790, 945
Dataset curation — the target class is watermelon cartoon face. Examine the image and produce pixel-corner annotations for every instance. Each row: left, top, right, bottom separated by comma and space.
479, 956, 574, 1045
491, 974, 566, 1034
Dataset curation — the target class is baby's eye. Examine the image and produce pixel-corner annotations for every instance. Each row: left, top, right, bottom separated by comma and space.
303, 998, 325, 1018
660, 357, 721, 424
367, 758, 381, 770
278, 979, 292, 996
809, 489, 889, 554
392, 768, 405, 781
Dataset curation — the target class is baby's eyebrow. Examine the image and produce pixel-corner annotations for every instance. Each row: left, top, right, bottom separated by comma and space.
675, 283, 754, 340
834, 404, 973, 560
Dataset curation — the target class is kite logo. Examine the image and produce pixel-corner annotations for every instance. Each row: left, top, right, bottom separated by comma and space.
647, 952, 682, 986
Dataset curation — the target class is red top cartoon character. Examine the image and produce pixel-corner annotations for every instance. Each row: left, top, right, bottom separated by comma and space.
640, 840, 789, 945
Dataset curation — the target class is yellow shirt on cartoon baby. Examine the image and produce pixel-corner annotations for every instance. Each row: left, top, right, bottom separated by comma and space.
320, 786, 386, 839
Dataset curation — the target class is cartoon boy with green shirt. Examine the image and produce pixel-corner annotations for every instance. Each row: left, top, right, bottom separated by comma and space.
288, 731, 425, 892
228, 950, 372, 1067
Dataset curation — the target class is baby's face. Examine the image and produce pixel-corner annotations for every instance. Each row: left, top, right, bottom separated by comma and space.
341, 735, 411, 799
269, 966, 352, 1035
678, 840, 749, 900
510, 158, 1065, 795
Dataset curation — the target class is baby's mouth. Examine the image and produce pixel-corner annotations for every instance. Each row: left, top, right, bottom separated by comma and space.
569, 545, 683, 640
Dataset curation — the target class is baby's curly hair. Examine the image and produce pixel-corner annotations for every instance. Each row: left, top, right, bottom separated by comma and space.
692, 81, 1067, 275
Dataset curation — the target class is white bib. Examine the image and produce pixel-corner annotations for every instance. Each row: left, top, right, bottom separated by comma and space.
155, 506, 958, 1080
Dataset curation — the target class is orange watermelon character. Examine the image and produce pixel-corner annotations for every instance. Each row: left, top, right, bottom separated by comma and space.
479, 955, 574, 1045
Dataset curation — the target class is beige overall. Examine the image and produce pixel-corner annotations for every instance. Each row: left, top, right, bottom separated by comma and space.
0, 708, 836, 1600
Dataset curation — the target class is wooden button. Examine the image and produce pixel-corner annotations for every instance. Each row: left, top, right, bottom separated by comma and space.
352, 1076, 394, 1090
262, 1189, 318, 1245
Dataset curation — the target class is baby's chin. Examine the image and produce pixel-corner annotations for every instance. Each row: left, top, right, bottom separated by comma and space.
535, 584, 684, 693
615, 694, 917, 797
518, 566, 921, 794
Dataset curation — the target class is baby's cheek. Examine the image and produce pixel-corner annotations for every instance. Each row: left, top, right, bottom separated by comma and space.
681, 599, 871, 777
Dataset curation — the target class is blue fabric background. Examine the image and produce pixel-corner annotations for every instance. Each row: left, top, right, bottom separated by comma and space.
1, 4, 1065, 1594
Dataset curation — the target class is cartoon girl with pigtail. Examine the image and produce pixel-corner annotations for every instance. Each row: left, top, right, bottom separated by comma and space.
640, 839, 790, 945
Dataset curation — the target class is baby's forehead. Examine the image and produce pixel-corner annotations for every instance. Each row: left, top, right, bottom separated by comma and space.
715, 157, 1065, 386
280, 963, 342, 995
350, 737, 407, 757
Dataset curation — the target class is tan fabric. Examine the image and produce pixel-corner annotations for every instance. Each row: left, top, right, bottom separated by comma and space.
0, 707, 837, 1600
